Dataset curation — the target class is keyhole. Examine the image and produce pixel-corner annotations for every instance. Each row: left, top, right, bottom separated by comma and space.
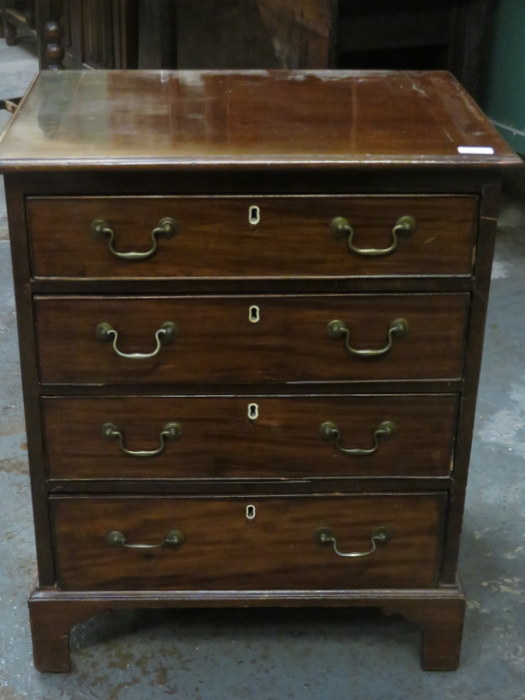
249, 205, 261, 226
246, 504, 256, 520
248, 402, 259, 420
249, 305, 260, 323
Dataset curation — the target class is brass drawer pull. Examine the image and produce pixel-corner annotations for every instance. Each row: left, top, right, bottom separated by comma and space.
315, 526, 392, 558
90, 217, 177, 260
330, 215, 416, 256
95, 321, 178, 360
106, 529, 185, 549
102, 421, 182, 457
327, 317, 408, 357
320, 420, 396, 456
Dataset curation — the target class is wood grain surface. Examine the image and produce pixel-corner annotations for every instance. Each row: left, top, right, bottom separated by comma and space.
2, 67, 510, 672
35, 293, 469, 384
42, 394, 458, 479
51, 493, 446, 590
0, 71, 519, 172
27, 195, 477, 279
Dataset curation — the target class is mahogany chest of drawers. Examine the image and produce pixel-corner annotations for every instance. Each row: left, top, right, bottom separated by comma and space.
0, 69, 519, 672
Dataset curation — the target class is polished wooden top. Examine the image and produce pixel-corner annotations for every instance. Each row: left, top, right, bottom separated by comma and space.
0, 69, 519, 171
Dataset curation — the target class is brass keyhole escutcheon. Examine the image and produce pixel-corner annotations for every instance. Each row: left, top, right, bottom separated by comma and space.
249, 305, 261, 323
249, 205, 261, 226
248, 403, 259, 420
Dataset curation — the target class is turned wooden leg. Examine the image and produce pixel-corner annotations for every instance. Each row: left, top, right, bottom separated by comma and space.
383, 592, 466, 671
4, 20, 17, 46
43, 20, 64, 69
28, 597, 104, 672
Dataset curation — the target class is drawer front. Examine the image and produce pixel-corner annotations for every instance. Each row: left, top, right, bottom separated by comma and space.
35, 294, 468, 384
51, 494, 446, 590
27, 195, 477, 278
43, 394, 458, 479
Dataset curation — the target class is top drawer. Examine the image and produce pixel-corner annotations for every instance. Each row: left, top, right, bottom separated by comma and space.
26, 195, 477, 279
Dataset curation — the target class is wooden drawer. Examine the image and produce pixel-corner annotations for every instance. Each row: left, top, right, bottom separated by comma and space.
26, 195, 477, 278
43, 394, 458, 479
35, 294, 468, 384
51, 494, 446, 590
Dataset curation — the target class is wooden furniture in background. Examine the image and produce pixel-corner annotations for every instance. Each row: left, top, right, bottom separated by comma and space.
35, 0, 330, 70
136, 0, 176, 68
175, 0, 338, 69
173, 0, 494, 96
0, 69, 519, 673
45, 0, 139, 69
2, 1, 494, 98
1, 0, 36, 45
337, 0, 495, 100
0, 0, 140, 69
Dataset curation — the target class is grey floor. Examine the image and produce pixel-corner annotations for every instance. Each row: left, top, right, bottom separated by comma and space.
1, 39, 524, 700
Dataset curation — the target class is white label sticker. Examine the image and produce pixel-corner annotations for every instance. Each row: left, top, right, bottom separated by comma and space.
457, 146, 495, 155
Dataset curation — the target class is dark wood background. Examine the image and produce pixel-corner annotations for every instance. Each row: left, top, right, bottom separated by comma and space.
1, 0, 494, 98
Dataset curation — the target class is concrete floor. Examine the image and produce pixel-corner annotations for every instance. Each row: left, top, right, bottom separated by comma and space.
1, 39, 524, 700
